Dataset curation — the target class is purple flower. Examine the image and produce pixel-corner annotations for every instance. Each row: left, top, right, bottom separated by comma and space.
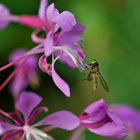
37, 2, 85, 97
80, 99, 127, 139
0, 91, 80, 140
0, 0, 86, 97
0, 4, 10, 29
110, 104, 140, 138
0, 4, 19, 29
8, 49, 39, 98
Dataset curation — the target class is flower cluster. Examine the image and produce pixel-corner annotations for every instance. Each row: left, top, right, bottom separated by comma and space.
0, 0, 86, 97
0, 0, 140, 140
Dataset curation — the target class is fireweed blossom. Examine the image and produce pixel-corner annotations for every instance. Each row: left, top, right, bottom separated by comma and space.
9, 49, 39, 98
0, 0, 86, 97
0, 91, 80, 140
110, 104, 140, 139
79, 99, 127, 139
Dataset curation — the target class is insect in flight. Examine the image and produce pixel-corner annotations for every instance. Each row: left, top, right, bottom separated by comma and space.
86, 60, 109, 92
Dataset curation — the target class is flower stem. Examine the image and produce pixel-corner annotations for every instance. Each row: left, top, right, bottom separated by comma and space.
0, 60, 26, 91
69, 127, 85, 140
0, 56, 24, 72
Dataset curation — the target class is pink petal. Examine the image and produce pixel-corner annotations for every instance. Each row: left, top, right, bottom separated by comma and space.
8, 113, 24, 126
9, 49, 38, 68
51, 56, 70, 97
9, 49, 26, 66
0, 4, 10, 29
80, 99, 108, 124
2, 130, 22, 140
53, 11, 76, 31
9, 73, 28, 97
89, 112, 127, 139
20, 16, 50, 29
38, 55, 51, 75
15, 91, 42, 122
57, 24, 85, 45
28, 107, 48, 125
38, 0, 48, 19
44, 31, 54, 57
0, 109, 21, 125
110, 104, 140, 133
9, 49, 38, 97
33, 111, 80, 130
46, 3, 59, 23
0, 122, 19, 135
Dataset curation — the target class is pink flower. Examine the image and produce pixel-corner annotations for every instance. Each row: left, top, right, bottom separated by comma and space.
0, 4, 11, 28
110, 104, 140, 138
0, 0, 86, 97
79, 99, 127, 138
0, 91, 80, 140
8, 49, 39, 98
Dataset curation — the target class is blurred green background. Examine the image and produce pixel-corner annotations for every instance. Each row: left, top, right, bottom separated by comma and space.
0, 0, 140, 139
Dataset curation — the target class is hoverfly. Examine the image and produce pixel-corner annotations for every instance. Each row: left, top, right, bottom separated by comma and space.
86, 60, 109, 92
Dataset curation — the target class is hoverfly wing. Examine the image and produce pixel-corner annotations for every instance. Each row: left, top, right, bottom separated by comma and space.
99, 72, 109, 92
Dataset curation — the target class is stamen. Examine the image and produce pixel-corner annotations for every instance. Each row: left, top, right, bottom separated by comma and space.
32, 128, 52, 139
53, 46, 87, 71
0, 109, 20, 124
65, 48, 86, 70
23, 126, 53, 140
53, 46, 78, 65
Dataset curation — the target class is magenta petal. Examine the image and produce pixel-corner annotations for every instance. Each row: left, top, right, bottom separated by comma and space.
0, 4, 10, 29
53, 11, 76, 31
111, 104, 140, 133
9, 73, 28, 97
9, 49, 38, 96
0, 109, 20, 125
51, 57, 70, 97
45, 31, 54, 57
38, 0, 48, 19
89, 112, 127, 139
46, 3, 59, 23
0, 122, 19, 135
33, 111, 80, 130
28, 107, 48, 125
2, 130, 22, 140
80, 99, 108, 124
15, 91, 42, 122
57, 24, 85, 45
9, 113, 24, 126
20, 16, 50, 29
39, 55, 51, 75
9, 49, 26, 66
9, 49, 37, 68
